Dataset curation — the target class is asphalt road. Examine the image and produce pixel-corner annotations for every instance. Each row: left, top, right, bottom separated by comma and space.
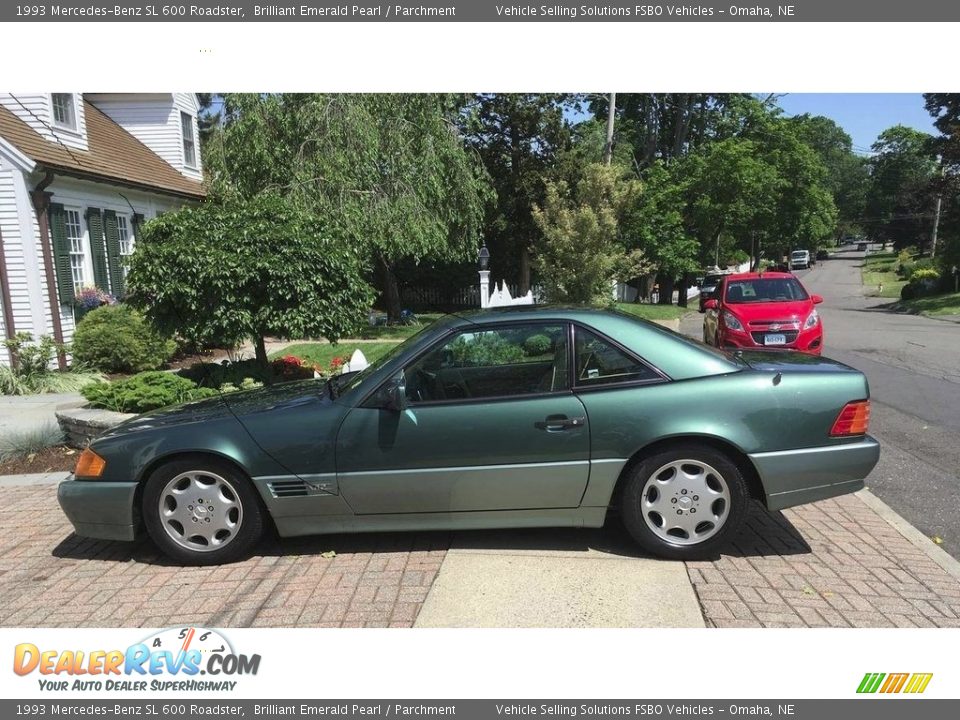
681, 250, 960, 559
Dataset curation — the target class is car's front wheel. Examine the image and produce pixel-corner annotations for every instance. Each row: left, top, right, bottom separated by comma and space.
142, 457, 263, 565
621, 444, 748, 560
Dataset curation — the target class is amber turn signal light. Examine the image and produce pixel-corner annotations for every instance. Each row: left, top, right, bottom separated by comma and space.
74, 448, 107, 478
830, 400, 870, 437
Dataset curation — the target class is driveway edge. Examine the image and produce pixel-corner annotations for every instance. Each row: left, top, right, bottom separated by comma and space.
856, 488, 960, 583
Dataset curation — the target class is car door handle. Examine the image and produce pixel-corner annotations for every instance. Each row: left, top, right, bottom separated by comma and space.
535, 414, 585, 432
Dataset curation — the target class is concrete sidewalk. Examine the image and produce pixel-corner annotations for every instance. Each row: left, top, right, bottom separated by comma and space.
0, 393, 83, 435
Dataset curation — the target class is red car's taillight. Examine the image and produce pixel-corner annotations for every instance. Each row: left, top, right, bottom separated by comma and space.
830, 400, 870, 437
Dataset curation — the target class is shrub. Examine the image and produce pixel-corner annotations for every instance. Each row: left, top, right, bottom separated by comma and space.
82, 371, 218, 413
523, 334, 553, 356
900, 283, 916, 301
72, 305, 176, 373
0, 333, 103, 395
179, 359, 270, 388
450, 333, 525, 366
897, 259, 915, 279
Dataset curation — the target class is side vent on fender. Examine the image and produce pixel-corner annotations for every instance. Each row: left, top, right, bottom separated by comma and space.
268, 479, 310, 498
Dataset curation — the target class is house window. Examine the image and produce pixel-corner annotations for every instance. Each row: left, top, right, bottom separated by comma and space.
64, 208, 86, 288
51, 94, 77, 130
180, 111, 197, 168
117, 214, 134, 277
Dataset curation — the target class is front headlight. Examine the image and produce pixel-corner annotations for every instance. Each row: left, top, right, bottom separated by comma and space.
722, 310, 744, 332
804, 309, 819, 329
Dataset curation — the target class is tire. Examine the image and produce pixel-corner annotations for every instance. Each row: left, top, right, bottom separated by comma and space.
142, 457, 264, 565
621, 444, 748, 560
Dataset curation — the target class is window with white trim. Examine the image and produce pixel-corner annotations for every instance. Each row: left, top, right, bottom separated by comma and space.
51, 94, 77, 130
117, 214, 134, 277
64, 208, 86, 288
180, 111, 197, 168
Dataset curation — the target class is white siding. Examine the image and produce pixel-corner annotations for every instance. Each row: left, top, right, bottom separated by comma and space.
0, 93, 89, 151
91, 92, 202, 181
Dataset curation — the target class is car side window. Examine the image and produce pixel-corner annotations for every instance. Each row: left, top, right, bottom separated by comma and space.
574, 326, 659, 388
403, 323, 570, 403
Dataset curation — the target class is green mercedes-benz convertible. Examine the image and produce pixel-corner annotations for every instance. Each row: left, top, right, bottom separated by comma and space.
59, 307, 879, 565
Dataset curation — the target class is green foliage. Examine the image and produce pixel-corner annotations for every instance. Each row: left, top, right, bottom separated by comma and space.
910, 267, 941, 282
865, 126, 937, 249
534, 163, 653, 303
449, 333, 526, 366
0, 422, 65, 462
205, 93, 492, 318
3, 332, 61, 376
72, 305, 175, 373
523, 334, 552, 356
218, 378, 264, 394
902, 258, 936, 280
0, 333, 104, 395
178, 359, 270, 388
82, 372, 220, 414
126, 193, 375, 369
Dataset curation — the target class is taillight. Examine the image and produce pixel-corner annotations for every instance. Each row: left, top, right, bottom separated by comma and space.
830, 400, 870, 437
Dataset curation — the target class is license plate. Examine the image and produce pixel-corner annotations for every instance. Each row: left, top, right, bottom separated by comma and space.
764, 334, 787, 346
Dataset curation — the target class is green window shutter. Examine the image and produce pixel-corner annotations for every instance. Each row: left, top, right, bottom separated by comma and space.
87, 207, 109, 291
48, 203, 74, 306
103, 209, 124, 297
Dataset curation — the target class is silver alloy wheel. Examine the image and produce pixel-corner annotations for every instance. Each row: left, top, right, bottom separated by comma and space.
640, 459, 731, 546
158, 470, 243, 553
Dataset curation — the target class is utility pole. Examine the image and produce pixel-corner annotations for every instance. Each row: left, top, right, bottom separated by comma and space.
931, 159, 944, 258
603, 92, 616, 165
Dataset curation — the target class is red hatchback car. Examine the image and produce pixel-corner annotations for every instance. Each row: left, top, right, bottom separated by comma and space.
703, 271, 824, 354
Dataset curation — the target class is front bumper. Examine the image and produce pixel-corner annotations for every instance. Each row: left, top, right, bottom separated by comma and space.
57, 476, 139, 542
720, 325, 823, 354
749, 436, 880, 511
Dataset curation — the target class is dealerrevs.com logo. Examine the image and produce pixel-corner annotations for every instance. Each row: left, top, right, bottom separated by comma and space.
857, 672, 933, 694
13, 627, 260, 692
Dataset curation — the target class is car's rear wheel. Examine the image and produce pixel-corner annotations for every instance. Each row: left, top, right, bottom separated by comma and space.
142, 457, 263, 565
621, 444, 748, 560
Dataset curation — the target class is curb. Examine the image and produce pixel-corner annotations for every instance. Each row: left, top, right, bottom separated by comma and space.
0, 471, 70, 487
856, 488, 960, 584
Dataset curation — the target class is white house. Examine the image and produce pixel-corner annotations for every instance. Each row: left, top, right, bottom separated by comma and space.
0, 93, 205, 367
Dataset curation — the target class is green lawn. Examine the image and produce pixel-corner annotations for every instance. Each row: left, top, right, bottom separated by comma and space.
272, 342, 401, 369
615, 302, 692, 321
354, 313, 444, 339
895, 291, 960, 318
861, 251, 907, 298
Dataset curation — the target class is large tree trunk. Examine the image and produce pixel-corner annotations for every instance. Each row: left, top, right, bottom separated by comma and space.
519, 246, 531, 295
375, 254, 402, 322
677, 275, 689, 308
657, 275, 676, 305
254, 335, 270, 379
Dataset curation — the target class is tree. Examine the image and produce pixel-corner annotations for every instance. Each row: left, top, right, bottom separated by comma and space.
787, 114, 869, 240
865, 126, 937, 250
126, 194, 375, 374
460, 94, 576, 293
205, 93, 491, 320
532, 163, 651, 303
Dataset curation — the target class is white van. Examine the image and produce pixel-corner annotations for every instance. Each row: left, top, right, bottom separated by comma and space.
790, 250, 810, 270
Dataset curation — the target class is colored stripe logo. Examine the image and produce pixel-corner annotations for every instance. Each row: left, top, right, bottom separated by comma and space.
857, 672, 933, 694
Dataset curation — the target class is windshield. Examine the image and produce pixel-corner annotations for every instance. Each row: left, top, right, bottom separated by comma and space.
702, 274, 724, 287
791, 251, 808, 259
725, 278, 809, 303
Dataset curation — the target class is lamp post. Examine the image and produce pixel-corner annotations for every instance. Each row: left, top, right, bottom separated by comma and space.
478, 242, 491, 309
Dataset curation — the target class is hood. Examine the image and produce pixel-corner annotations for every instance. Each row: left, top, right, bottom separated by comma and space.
98, 393, 232, 438
220, 378, 331, 418
97, 379, 332, 439
723, 300, 814, 324
736, 351, 858, 373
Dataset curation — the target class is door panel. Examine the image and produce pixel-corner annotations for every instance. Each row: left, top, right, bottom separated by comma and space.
336, 395, 590, 514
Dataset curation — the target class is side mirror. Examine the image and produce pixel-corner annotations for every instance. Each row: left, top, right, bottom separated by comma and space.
375, 372, 408, 412
704, 299, 719, 311
811, 294, 823, 305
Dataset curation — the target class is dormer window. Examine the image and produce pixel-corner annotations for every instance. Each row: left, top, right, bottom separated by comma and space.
51, 93, 77, 130
180, 111, 197, 168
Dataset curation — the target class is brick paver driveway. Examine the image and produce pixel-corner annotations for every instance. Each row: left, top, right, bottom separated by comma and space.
2, 482, 959, 629
687, 494, 960, 627
0, 485, 447, 628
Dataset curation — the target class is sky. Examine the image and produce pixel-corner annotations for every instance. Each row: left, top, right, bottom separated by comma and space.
775, 93, 937, 154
